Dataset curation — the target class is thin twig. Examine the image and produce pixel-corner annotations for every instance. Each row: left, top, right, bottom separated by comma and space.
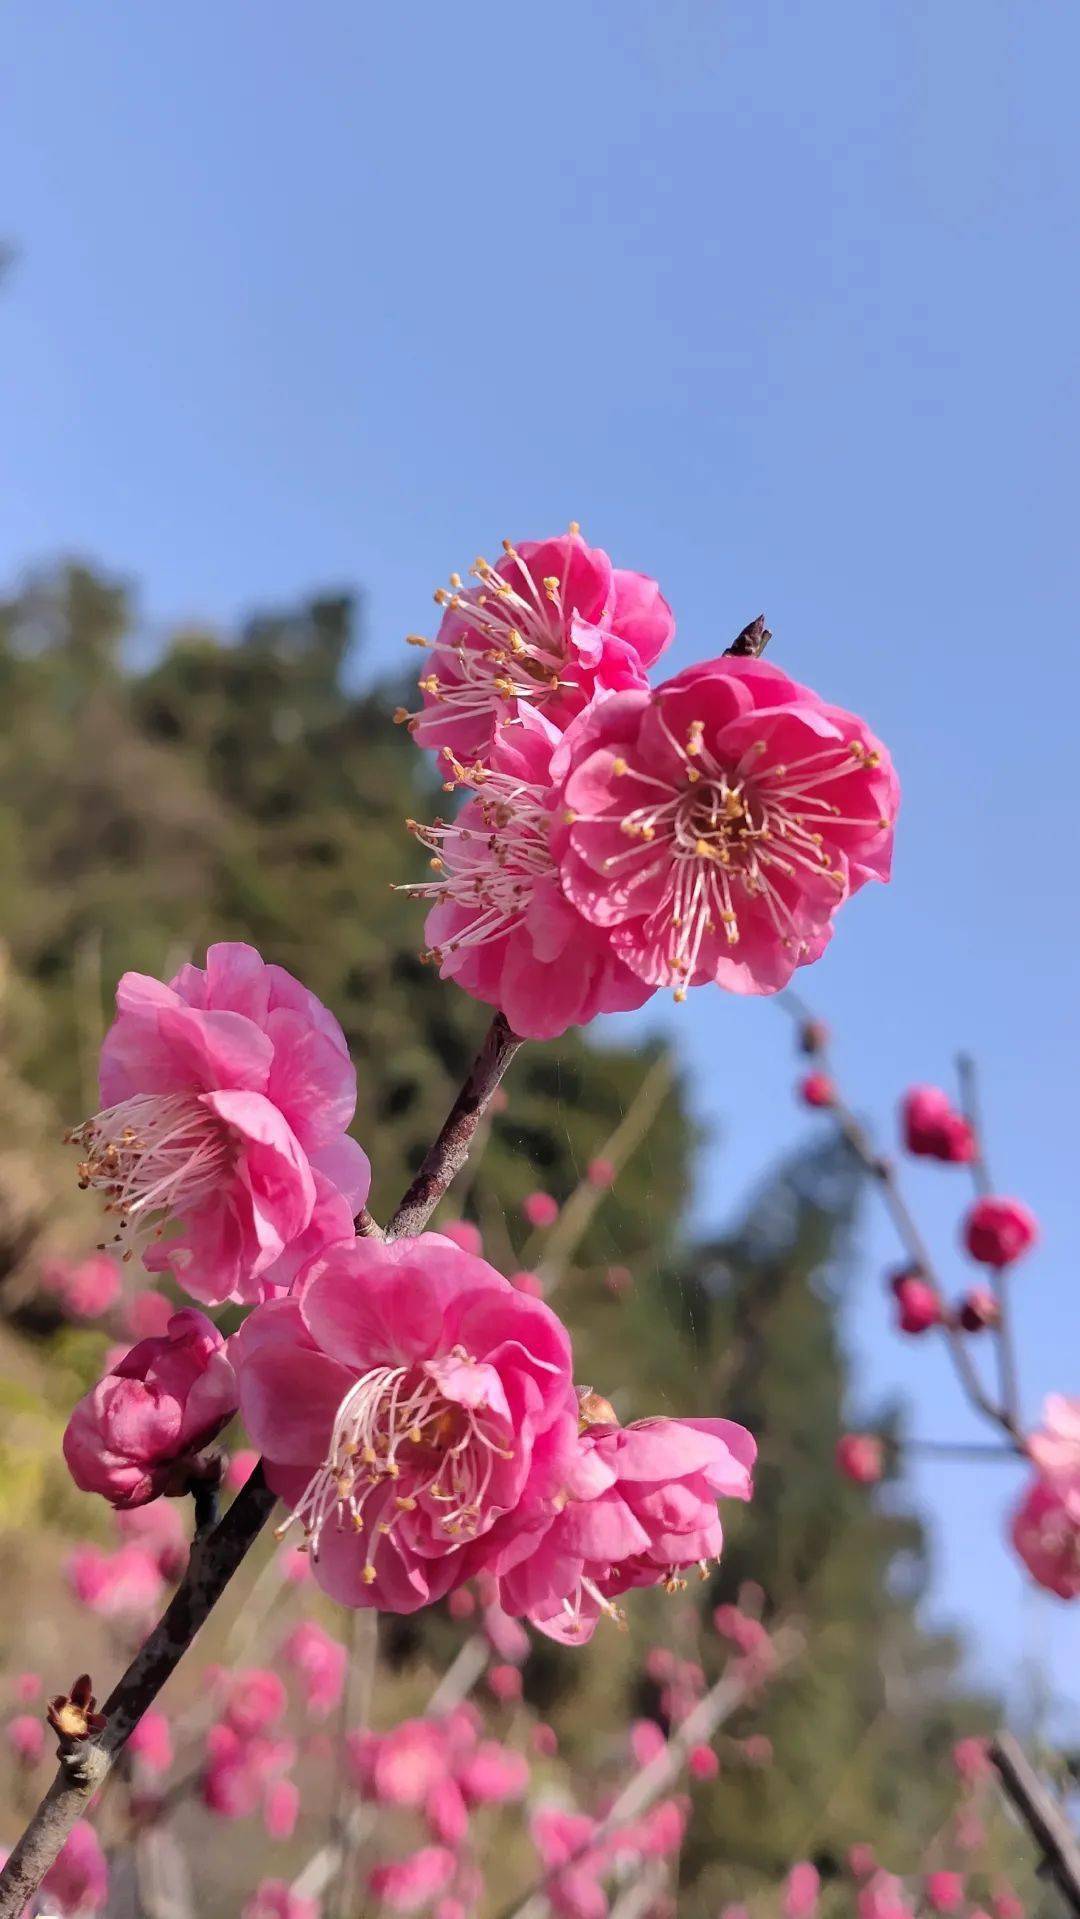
386, 1013, 522, 1240
956, 1052, 1023, 1432
537, 1051, 675, 1286
990, 1732, 1080, 1916
0, 1013, 522, 1918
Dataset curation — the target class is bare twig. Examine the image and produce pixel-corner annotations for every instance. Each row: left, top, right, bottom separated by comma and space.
537, 1051, 675, 1286
387, 1013, 522, 1240
0, 1013, 522, 1918
990, 1732, 1080, 1916
956, 1052, 1023, 1431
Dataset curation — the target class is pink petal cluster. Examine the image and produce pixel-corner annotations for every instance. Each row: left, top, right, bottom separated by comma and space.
63, 1308, 237, 1509
555, 658, 897, 999
70, 942, 370, 1306
368, 1846, 458, 1914
234, 1234, 578, 1610
901, 1087, 974, 1163
1011, 1402, 1080, 1600
408, 529, 674, 765
6, 1713, 45, 1767
201, 1709, 296, 1826
493, 1413, 755, 1644
128, 1708, 174, 1777
40, 1251, 122, 1320
41, 1820, 109, 1915
963, 1197, 1038, 1269
66, 1541, 166, 1620
279, 1620, 347, 1719
116, 1499, 190, 1580
836, 1434, 884, 1485
888, 1269, 942, 1335
784, 1862, 821, 1919
243, 1882, 320, 1919
925, 1872, 965, 1914
350, 1702, 527, 1859
530, 1796, 687, 1919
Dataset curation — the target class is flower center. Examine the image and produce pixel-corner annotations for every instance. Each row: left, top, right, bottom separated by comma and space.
282, 1351, 515, 1582
400, 760, 555, 965
601, 718, 886, 998
67, 1093, 235, 1260
396, 536, 581, 737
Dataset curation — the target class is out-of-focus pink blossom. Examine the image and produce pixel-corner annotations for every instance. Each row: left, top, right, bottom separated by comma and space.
630, 1719, 667, 1766
523, 1191, 560, 1230
858, 1872, 914, 1919
1011, 1475, 1080, 1599
533, 1723, 558, 1757
368, 1845, 457, 1913
784, 1862, 821, 1919
6, 1714, 45, 1766
264, 1776, 300, 1841
924, 1872, 965, 1913
963, 1197, 1038, 1269
712, 1605, 770, 1656
800, 1073, 835, 1109
447, 1587, 476, 1620
227, 1448, 260, 1490
511, 1269, 545, 1297
425, 1775, 470, 1848
279, 1621, 346, 1719
741, 1735, 773, 1766
482, 1601, 530, 1665
487, 1662, 523, 1703
1027, 1396, 1080, 1485
128, 1709, 173, 1776
992, 1888, 1024, 1919
956, 1810, 988, 1852
224, 1670, 288, 1739
438, 1220, 483, 1257
41, 1251, 122, 1320
688, 1744, 719, 1781
892, 1274, 942, 1335
15, 1672, 42, 1703
234, 1234, 578, 1612
67, 1542, 166, 1619
848, 1845, 877, 1879
901, 1088, 975, 1163
409, 529, 674, 764
586, 1158, 616, 1189
116, 1500, 189, 1581
126, 1290, 179, 1339
952, 1736, 990, 1784
242, 1881, 320, 1919
605, 1266, 632, 1296
496, 1415, 755, 1644
552, 656, 898, 1001
71, 942, 369, 1307
459, 1738, 529, 1806
64, 1308, 237, 1509
41, 1820, 109, 1913
836, 1434, 884, 1485
279, 1544, 313, 1585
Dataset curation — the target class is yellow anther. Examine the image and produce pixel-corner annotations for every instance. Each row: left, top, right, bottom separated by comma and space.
449, 572, 462, 588
568, 520, 581, 534
408, 1424, 423, 1444
611, 756, 628, 776
563, 809, 577, 824
434, 588, 450, 605
395, 1495, 418, 1511
362, 1564, 377, 1584
352, 1514, 365, 1532
674, 986, 687, 1004
542, 575, 560, 600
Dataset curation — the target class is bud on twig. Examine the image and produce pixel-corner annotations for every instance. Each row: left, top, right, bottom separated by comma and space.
46, 1676, 106, 1753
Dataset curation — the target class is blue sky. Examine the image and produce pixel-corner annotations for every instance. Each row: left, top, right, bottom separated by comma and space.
3, 1, 1078, 1727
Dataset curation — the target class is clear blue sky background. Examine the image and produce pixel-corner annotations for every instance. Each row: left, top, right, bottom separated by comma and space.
3, 2, 1078, 1729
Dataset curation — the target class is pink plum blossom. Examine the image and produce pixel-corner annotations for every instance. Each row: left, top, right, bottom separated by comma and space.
963, 1197, 1038, 1269
279, 1620, 347, 1719
67, 1541, 165, 1619
234, 1233, 578, 1611
438, 1220, 483, 1256
263, 1776, 300, 1840
243, 1882, 320, 1919
836, 1434, 884, 1485
901, 1087, 974, 1163
958, 1288, 999, 1332
406, 707, 653, 1040
799, 1073, 835, 1109
859, 1874, 914, 1919
1027, 1395, 1080, 1485
224, 1669, 288, 1739
41, 1251, 122, 1320
64, 1308, 237, 1509
116, 1499, 189, 1580
533, 1723, 558, 1757
128, 1708, 173, 1776
41, 1820, 108, 1914
1011, 1474, 1080, 1599
552, 656, 898, 1000
688, 1744, 719, 1780
408, 528, 674, 764
495, 1414, 755, 1643
368, 1846, 457, 1913
126, 1290, 176, 1339
70, 942, 370, 1307
6, 1714, 45, 1767
925, 1872, 965, 1914
951, 1736, 990, 1785
523, 1191, 560, 1229
227, 1448, 260, 1490
630, 1719, 666, 1766
487, 1662, 523, 1702
891, 1274, 941, 1335
15, 1673, 42, 1703
784, 1862, 821, 1919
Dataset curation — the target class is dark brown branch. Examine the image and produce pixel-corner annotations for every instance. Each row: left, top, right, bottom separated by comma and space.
990, 1732, 1080, 1916
386, 1013, 522, 1240
0, 1013, 522, 1918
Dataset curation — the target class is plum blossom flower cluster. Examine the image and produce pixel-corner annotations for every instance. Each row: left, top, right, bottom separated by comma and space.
400, 527, 899, 1036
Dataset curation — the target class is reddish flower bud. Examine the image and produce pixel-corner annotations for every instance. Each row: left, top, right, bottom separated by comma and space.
688, 1743, 719, 1781
893, 1276, 942, 1334
836, 1434, 884, 1484
47, 1674, 107, 1748
963, 1197, 1038, 1268
586, 1156, 616, 1189
901, 1087, 975, 1162
958, 1287, 1000, 1333
800, 1073, 835, 1109
523, 1191, 559, 1229
925, 1873, 965, 1915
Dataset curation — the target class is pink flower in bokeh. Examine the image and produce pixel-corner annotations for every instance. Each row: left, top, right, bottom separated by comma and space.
128, 1708, 173, 1776
263, 1776, 300, 1840
407, 707, 652, 1041
688, 1744, 719, 1781
279, 1620, 346, 1719
438, 1220, 483, 1257
836, 1434, 884, 1485
126, 1289, 176, 1339
533, 1723, 558, 1757
552, 656, 898, 1000
224, 1670, 288, 1739
41, 1820, 109, 1914
511, 1269, 544, 1297
858, 1874, 914, 1919
992, 1888, 1024, 1919
482, 1597, 530, 1664
41, 1251, 122, 1320
524, 1191, 560, 1230
15, 1672, 42, 1703
458, 1738, 529, 1806
951, 1736, 990, 1785
227, 1448, 260, 1491
1011, 1475, 1080, 1599
235, 1233, 577, 1612
487, 1662, 523, 1703
848, 1846, 877, 1879
67, 1542, 165, 1619
64, 1308, 237, 1509
800, 1073, 835, 1109
1027, 1395, 1080, 1485
891, 1273, 941, 1335
925, 1872, 965, 1914
784, 1862, 821, 1919
496, 1415, 755, 1643
6, 1714, 45, 1767
70, 942, 369, 1306
409, 529, 674, 764
243, 1881, 320, 1919
901, 1088, 975, 1163
368, 1845, 457, 1913
630, 1719, 666, 1766
963, 1197, 1038, 1269
116, 1499, 189, 1581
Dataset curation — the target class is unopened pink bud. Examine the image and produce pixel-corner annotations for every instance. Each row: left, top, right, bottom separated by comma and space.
964, 1197, 1038, 1269
523, 1191, 559, 1229
799, 1072, 835, 1109
688, 1744, 719, 1781
893, 1275, 942, 1334
925, 1872, 965, 1914
836, 1434, 884, 1484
